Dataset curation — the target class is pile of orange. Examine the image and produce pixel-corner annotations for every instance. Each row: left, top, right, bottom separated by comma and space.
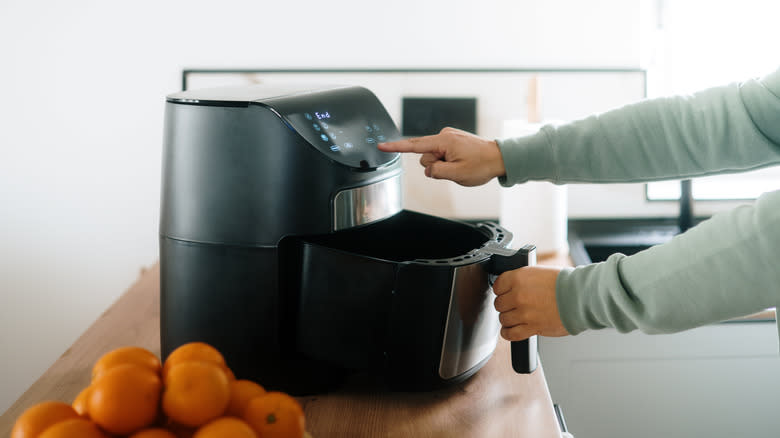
11, 342, 308, 438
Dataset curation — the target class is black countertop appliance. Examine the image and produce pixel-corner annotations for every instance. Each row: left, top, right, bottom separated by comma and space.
160, 84, 537, 394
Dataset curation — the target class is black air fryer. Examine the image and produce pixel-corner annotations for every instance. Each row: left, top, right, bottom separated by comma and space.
160, 84, 538, 394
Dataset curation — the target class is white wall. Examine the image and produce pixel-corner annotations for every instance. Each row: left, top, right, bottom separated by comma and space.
0, 0, 642, 412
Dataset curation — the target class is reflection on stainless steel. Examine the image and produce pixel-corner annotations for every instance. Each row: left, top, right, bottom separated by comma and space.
439, 263, 501, 380
333, 175, 402, 231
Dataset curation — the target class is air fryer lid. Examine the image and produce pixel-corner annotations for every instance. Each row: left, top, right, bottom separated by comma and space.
167, 85, 400, 170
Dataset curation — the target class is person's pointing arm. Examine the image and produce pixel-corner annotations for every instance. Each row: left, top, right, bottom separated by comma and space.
378, 127, 506, 187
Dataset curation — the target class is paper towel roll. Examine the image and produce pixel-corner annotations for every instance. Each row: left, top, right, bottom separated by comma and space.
499, 120, 568, 256
500, 181, 568, 255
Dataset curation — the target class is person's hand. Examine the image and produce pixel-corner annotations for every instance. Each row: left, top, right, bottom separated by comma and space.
377, 127, 506, 187
492, 265, 570, 340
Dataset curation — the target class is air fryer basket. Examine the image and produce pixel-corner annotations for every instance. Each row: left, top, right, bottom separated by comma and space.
278, 210, 522, 390
300, 209, 497, 261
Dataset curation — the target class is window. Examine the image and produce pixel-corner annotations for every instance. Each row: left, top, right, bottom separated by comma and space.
647, 169, 780, 201
644, 0, 780, 202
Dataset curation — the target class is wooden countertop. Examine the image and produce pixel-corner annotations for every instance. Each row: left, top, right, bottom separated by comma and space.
0, 259, 564, 437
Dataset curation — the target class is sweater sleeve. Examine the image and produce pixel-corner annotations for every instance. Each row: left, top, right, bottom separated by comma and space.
557, 189, 780, 335
496, 68, 780, 185
494, 68, 780, 335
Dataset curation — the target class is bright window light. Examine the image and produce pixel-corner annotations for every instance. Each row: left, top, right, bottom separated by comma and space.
647, 168, 780, 201
644, 0, 780, 202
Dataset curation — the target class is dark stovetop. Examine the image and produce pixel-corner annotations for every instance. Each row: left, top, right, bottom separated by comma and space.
567, 217, 705, 266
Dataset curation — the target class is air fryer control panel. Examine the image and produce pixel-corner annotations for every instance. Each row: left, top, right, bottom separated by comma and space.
263, 86, 401, 170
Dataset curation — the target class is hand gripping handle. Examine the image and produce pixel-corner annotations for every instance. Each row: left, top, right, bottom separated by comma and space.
486, 244, 538, 374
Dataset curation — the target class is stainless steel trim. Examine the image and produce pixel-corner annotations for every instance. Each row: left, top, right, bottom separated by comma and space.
438, 263, 501, 380
333, 175, 402, 231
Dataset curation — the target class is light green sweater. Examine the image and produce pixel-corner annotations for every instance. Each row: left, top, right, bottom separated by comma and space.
497, 68, 780, 338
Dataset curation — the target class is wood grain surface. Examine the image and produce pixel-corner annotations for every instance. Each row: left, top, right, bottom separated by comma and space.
0, 262, 562, 437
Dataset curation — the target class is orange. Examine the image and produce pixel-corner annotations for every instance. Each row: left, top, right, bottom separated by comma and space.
162, 361, 230, 428
72, 385, 92, 418
226, 379, 267, 417
193, 417, 257, 438
11, 400, 80, 438
37, 418, 107, 438
88, 363, 162, 435
129, 427, 179, 438
243, 391, 305, 438
92, 346, 161, 381
162, 342, 226, 380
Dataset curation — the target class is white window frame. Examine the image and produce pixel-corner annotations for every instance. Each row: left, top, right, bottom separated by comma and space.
643, 0, 780, 206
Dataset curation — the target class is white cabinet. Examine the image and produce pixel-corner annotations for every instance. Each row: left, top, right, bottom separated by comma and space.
540, 321, 780, 437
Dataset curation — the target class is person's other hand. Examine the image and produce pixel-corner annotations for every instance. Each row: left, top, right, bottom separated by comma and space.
377, 127, 505, 187
492, 265, 570, 340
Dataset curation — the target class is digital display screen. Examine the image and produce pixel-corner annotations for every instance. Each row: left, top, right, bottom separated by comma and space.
266, 87, 400, 169
298, 111, 390, 154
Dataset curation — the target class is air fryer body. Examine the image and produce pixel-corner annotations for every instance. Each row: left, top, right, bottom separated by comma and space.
159, 84, 533, 395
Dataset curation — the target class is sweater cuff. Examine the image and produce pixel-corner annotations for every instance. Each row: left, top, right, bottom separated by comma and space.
555, 256, 634, 336
496, 128, 557, 187
555, 267, 590, 335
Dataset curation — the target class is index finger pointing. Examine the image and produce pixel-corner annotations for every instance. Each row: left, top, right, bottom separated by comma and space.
377, 135, 443, 154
